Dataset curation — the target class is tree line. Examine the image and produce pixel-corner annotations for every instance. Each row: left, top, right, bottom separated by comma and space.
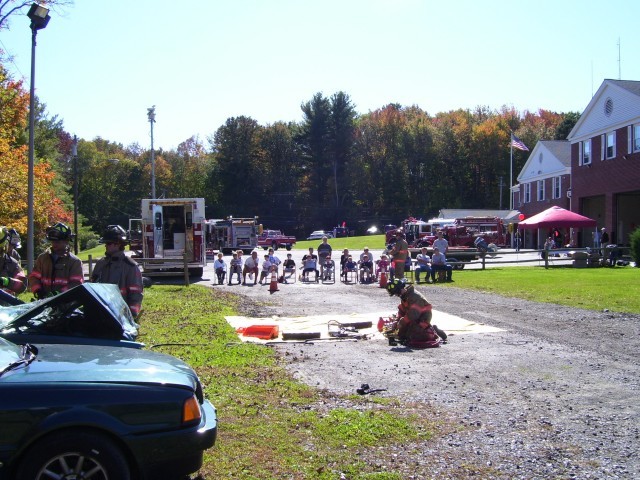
0, 61, 579, 248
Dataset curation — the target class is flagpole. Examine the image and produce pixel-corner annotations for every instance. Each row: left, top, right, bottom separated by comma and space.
509, 134, 513, 210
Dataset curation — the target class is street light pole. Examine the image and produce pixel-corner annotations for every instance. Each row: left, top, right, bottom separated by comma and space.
147, 106, 156, 198
72, 135, 79, 255
26, 3, 50, 273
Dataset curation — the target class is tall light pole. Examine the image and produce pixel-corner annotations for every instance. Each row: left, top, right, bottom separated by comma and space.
26, 3, 51, 273
147, 106, 156, 198
72, 135, 79, 255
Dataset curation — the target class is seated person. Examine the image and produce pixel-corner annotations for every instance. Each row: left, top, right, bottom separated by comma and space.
302, 255, 318, 281
283, 253, 296, 282
213, 252, 227, 285
359, 254, 374, 282
321, 255, 335, 280
359, 247, 374, 264
415, 247, 432, 284
228, 252, 242, 285
376, 254, 390, 279
259, 254, 272, 284
430, 247, 453, 283
339, 248, 350, 279
242, 251, 260, 285
343, 255, 358, 279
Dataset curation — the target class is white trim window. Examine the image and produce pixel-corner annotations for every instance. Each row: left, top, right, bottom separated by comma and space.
537, 180, 545, 201
552, 176, 561, 199
634, 123, 640, 152
605, 131, 616, 159
581, 139, 591, 165
524, 183, 531, 203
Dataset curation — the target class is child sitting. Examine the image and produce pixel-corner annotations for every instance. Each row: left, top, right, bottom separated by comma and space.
259, 254, 272, 284
359, 254, 374, 283
228, 252, 242, 285
283, 253, 296, 283
302, 255, 318, 282
321, 255, 335, 281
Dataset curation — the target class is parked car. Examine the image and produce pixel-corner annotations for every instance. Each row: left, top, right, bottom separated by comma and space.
0, 337, 217, 480
0, 283, 143, 349
307, 230, 333, 241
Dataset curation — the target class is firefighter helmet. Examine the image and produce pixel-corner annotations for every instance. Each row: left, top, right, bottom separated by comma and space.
386, 278, 407, 296
7, 228, 21, 248
46, 222, 73, 241
101, 225, 127, 244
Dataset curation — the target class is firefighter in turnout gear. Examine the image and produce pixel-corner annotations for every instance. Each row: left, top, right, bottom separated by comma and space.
0, 227, 27, 296
385, 278, 446, 348
91, 225, 144, 317
29, 222, 84, 299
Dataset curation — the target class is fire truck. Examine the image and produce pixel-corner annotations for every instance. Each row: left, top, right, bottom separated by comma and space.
139, 198, 207, 277
204, 217, 259, 255
417, 216, 507, 248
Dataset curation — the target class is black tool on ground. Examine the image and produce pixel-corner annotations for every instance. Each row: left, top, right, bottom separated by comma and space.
356, 383, 387, 395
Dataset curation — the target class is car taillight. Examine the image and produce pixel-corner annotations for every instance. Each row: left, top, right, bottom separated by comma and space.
182, 395, 202, 424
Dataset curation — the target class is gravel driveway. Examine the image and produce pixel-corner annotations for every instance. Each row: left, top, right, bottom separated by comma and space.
202, 250, 639, 479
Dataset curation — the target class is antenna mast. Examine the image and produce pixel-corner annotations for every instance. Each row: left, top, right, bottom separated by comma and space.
618, 38, 621, 80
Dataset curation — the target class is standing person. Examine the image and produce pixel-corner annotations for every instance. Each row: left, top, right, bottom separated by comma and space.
0, 227, 26, 296
6, 228, 21, 263
213, 252, 227, 285
592, 228, 601, 250
90, 225, 143, 317
317, 236, 332, 262
389, 230, 409, 279
242, 251, 259, 285
514, 229, 521, 252
29, 222, 84, 299
432, 230, 449, 254
600, 227, 610, 265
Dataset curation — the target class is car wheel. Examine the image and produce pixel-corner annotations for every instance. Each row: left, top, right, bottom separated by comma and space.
17, 430, 131, 480
272, 241, 278, 250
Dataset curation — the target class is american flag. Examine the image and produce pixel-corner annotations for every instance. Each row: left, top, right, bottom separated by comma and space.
510, 133, 529, 151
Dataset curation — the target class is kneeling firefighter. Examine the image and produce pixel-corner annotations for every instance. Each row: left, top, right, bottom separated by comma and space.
384, 278, 447, 348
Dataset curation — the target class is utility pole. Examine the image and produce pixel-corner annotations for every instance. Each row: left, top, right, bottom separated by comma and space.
72, 135, 79, 254
147, 106, 156, 198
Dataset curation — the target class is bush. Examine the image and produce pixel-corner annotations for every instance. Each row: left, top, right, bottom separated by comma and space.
84, 238, 99, 250
630, 227, 640, 266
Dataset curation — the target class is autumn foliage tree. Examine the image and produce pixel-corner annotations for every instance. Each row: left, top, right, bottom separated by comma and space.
0, 64, 71, 241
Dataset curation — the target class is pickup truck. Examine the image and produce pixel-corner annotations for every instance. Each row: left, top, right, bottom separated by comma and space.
258, 230, 296, 250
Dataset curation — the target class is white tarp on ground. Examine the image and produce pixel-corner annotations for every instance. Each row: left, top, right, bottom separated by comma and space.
225, 310, 504, 343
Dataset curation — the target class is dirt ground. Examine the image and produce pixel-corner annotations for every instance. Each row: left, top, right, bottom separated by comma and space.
199, 251, 639, 479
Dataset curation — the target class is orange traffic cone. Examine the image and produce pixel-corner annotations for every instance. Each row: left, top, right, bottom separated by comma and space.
269, 268, 279, 294
379, 270, 388, 288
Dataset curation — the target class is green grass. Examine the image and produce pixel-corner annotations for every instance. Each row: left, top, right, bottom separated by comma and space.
296, 234, 387, 252
448, 266, 640, 314
140, 286, 439, 479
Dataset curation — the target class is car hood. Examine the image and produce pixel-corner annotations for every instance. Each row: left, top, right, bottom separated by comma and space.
2, 343, 197, 389
0, 284, 139, 342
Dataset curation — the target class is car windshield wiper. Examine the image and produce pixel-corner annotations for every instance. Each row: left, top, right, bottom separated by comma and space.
0, 343, 37, 378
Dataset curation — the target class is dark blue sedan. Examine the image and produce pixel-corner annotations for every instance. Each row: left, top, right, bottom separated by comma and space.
0, 337, 217, 480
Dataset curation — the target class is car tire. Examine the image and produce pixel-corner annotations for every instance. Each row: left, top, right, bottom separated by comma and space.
17, 430, 131, 480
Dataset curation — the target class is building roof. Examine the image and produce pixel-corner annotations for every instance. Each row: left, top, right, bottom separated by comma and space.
608, 79, 640, 97
438, 209, 521, 222
541, 140, 571, 167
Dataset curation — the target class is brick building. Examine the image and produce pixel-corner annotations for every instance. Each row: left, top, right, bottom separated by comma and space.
567, 79, 640, 245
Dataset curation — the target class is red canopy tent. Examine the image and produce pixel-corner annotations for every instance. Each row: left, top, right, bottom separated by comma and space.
518, 206, 596, 229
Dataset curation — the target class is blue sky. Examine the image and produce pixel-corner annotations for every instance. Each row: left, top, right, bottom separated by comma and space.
2, 0, 639, 151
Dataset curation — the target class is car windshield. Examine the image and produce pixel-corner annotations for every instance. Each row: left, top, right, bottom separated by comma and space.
0, 336, 21, 366
0, 284, 139, 341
